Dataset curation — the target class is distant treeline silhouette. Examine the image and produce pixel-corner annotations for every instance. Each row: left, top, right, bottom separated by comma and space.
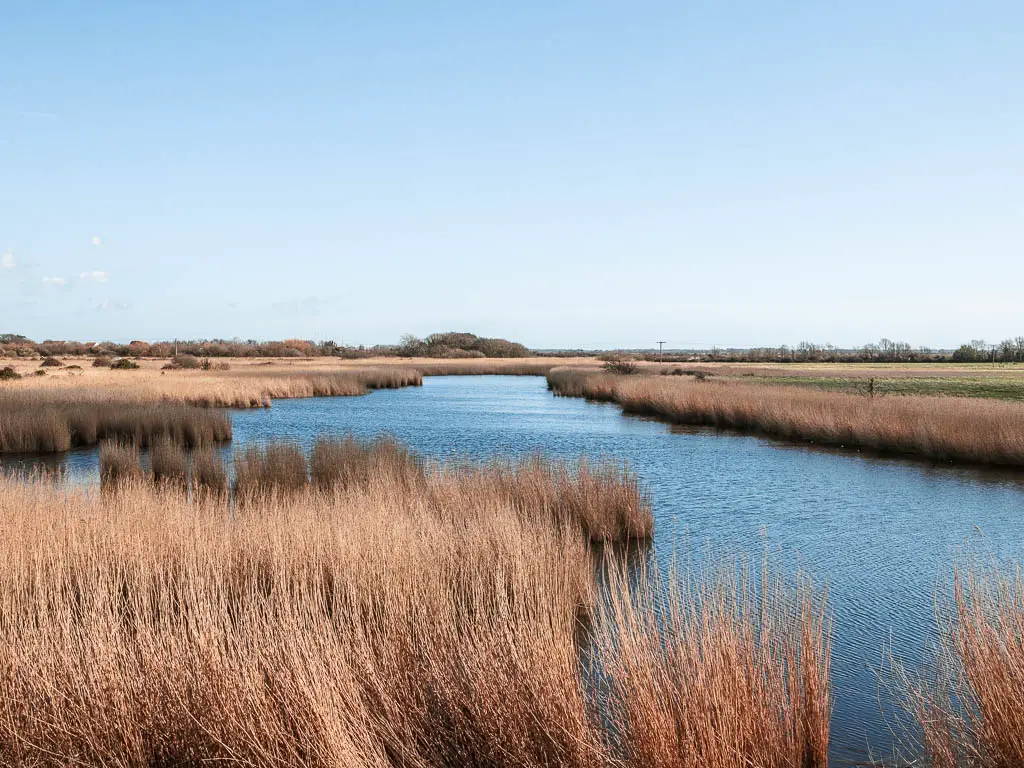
5, 333, 1024, 363
0, 331, 531, 360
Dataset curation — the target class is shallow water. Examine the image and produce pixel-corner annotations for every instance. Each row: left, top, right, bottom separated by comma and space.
6, 374, 1024, 764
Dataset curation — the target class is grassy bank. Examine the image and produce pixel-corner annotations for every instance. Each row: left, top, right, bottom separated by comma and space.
548, 369, 1024, 468
0, 442, 829, 767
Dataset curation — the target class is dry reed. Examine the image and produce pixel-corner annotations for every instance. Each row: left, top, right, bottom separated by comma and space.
548, 369, 1024, 467
150, 435, 188, 486
310, 435, 424, 491
0, 389, 231, 453
902, 562, 1024, 768
0, 459, 831, 767
191, 444, 228, 496
233, 442, 309, 499
597, 560, 831, 768
99, 439, 143, 489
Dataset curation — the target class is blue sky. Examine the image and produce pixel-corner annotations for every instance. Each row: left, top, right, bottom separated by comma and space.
2, 1, 1021, 349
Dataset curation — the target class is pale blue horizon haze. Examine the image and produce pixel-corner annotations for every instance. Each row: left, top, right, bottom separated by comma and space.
2, 2, 1022, 349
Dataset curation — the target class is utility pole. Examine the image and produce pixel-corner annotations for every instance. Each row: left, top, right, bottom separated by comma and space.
657, 341, 666, 362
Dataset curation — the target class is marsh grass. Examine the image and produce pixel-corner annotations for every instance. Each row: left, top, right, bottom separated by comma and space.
0, 447, 831, 767
233, 441, 309, 499
310, 435, 424, 491
99, 439, 143, 489
597, 560, 831, 768
461, 454, 653, 541
0, 389, 231, 453
900, 562, 1024, 768
549, 369, 1024, 467
150, 436, 188, 486
191, 444, 228, 496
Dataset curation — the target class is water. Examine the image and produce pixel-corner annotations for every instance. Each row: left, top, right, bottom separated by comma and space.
7, 374, 1024, 764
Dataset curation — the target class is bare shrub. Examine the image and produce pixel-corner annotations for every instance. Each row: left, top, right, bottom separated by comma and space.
602, 357, 639, 375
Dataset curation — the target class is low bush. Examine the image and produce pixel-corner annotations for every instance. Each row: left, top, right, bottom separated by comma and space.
92, 357, 113, 367
0, 367, 20, 381
110, 358, 139, 370
603, 358, 639, 375
39, 357, 62, 367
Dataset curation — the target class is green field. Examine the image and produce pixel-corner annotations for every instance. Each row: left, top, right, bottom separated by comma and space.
732, 374, 1024, 400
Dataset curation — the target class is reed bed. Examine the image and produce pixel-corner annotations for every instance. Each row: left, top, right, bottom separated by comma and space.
598, 561, 831, 768
1, 366, 423, 410
0, 447, 831, 767
548, 369, 1024, 467
411, 359, 562, 376
99, 439, 144, 489
0, 389, 231, 453
310, 434, 424, 491
191, 444, 228, 496
234, 441, 309, 499
236, 437, 651, 542
150, 435, 188, 486
902, 563, 1024, 768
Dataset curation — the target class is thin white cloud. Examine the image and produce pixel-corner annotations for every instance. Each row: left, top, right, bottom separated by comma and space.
0, 108, 57, 119
96, 299, 131, 311
90, 235, 102, 247
42, 276, 68, 286
80, 270, 108, 282
1, 249, 15, 270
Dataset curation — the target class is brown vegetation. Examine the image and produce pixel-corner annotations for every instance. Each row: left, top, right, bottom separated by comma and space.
99, 439, 144, 489
599, 561, 831, 768
548, 369, 1024, 467
902, 562, 1024, 768
150, 435, 188, 486
191, 444, 228, 496
0, 448, 829, 767
0, 389, 232, 453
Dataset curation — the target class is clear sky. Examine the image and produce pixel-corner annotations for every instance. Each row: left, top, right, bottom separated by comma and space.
2, 2, 1021, 349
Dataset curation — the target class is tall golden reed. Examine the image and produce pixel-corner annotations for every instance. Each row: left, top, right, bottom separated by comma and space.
0, 441, 830, 767
902, 562, 1024, 768
548, 369, 1024, 467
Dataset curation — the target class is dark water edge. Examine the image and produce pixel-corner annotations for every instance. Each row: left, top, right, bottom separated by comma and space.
4, 375, 1024, 765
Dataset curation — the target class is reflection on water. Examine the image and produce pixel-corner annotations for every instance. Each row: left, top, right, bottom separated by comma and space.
4, 375, 1024, 764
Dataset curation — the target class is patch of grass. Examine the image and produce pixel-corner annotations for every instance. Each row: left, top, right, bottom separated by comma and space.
745, 375, 1024, 401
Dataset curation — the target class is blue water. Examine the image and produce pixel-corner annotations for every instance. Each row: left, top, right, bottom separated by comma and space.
7, 374, 1024, 764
